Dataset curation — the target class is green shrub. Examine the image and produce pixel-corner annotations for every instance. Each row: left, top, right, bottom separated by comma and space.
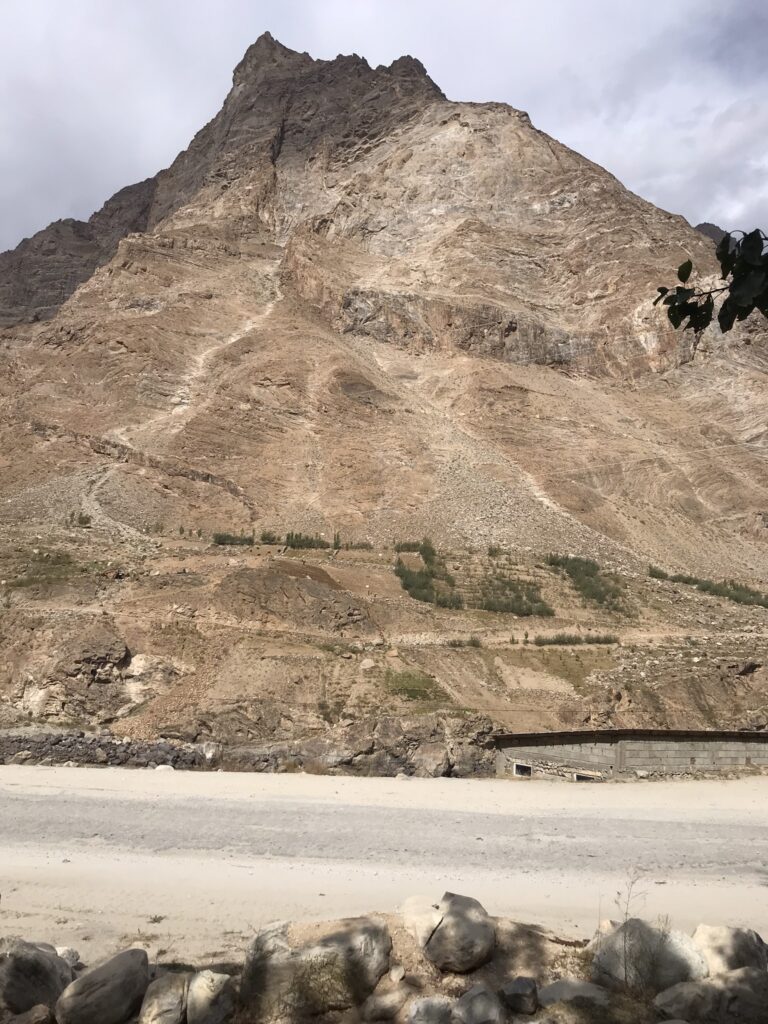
285, 532, 331, 550
394, 540, 422, 553
76, 512, 92, 528
344, 540, 374, 550
534, 632, 619, 646
475, 575, 554, 617
333, 531, 341, 550
436, 591, 464, 609
650, 566, 768, 609
385, 668, 446, 702
546, 554, 624, 609
488, 544, 503, 557
260, 530, 280, 544
468, 635, 482, 648
419, 538, 436, 564
213, 531, 254, 546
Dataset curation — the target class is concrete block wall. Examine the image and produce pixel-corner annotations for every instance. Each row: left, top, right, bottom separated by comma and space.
497, 734, 768, 778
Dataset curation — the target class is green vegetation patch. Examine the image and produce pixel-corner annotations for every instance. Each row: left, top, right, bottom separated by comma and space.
213, 531, 254, 546
385, 668, 448, 702
285, 531, 331, 550
447, 636, 482, 648
648, 566, 768, 608
546, 554, 624, 609
394, 537, 463, 608
534, 632, 619, 646
9, 548, 94, 589
476, 574, 554, 616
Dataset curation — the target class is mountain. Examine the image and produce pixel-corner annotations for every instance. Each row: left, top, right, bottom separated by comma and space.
0, 34, 766, 766
695, 221, 727, 244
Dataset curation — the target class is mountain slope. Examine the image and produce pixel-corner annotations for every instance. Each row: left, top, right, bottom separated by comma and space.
0, 35, 766, 756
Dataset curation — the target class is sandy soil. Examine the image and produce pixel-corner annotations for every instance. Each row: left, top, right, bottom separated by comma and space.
1, 766, 766, 964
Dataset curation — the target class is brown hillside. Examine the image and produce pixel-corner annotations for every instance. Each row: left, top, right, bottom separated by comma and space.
0, 35, 766, 762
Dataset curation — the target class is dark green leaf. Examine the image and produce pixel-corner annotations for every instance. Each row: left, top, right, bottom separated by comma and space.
677, 259, 693, 283
741, 229, 765, 266
668, 304, 685, 329
718, 299, 738, 333
716, 233, 736, 278
730, 269, 766, 307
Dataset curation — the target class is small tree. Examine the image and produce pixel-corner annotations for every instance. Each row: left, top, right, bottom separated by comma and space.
655, 228, 767, 334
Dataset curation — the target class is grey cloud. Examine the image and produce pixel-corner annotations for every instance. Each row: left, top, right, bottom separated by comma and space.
1, 0, 766, 252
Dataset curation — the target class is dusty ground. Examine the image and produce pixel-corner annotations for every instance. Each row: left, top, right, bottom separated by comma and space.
1, 766, 766, 965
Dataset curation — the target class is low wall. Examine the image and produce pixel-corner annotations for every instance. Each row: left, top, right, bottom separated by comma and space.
495, 729, 768, 780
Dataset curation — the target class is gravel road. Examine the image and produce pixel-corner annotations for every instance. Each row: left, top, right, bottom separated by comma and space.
1, 766, 766, 962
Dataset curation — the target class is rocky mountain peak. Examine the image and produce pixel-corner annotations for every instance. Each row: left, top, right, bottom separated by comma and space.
232, 31, 313, 84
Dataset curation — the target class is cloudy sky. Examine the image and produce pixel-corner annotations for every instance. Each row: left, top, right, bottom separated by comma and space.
1, 0, 766, 252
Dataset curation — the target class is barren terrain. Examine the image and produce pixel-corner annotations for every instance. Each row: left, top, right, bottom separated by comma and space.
0, 34, 766, 754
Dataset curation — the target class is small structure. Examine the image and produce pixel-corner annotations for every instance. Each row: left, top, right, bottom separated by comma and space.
495, 728, 768, 780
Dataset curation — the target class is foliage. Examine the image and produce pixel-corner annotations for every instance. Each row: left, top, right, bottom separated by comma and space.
385, 668, 447, 702
393, 538, 459, 607
333, 531, 341, 550
648, 566, 768, 608
534, 633, 619, 646
477, 576, 554, 616
394, 540, 422, 552
284, 531, 331, 549
655, 228, 768, 334
260, 530, 280, 544
394, 559, 438, 603
344, 540, 374, 550
546, 554, 624, 609
487, 544, 503, 557
212, 531, 254, 546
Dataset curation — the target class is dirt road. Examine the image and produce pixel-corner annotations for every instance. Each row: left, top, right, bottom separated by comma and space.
1, 766, 766, 962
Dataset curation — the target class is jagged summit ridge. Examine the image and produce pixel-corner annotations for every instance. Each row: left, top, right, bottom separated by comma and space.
0, 34, 445, 326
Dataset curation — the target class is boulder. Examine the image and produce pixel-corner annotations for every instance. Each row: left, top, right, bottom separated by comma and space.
361, 984, 410, 1020
186, 971, 234, 1024
9, 1006, 53, 1023
0, 939, 72, 1014
691, 924, 768, 975
423, 894, 495, 973
498, 976, 538, 1015
411, 744, 451, 778
55, 948, 149, 1024
591, 917, 708, 994
316, 917, 392, 996
405, 996, 454, 1024
452, 983, 504, 1024
241, 918, 391, 1018
654, 966, 768, 1023
402, 897, 442, 948
54, 951, 80, 972
538, 979, 611, 1008
138, 972, 189, 1024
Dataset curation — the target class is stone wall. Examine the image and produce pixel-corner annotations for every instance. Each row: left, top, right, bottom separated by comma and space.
496, 730, 768, 780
